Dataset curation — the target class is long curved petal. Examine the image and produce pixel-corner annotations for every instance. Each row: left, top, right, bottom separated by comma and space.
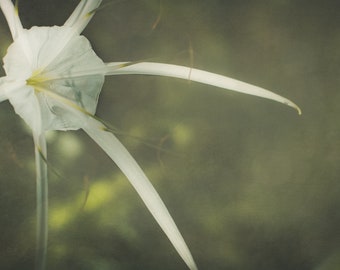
0, 0, 23, 40
64, 0, 102, 35
106, 62, 301, 114
40, 61, 301, 114
82, 116, 198, 270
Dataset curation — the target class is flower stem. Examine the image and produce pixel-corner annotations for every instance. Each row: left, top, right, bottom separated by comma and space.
34, 134, 48, 270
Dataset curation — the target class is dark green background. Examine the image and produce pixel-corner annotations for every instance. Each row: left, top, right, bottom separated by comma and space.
0, 0, 339, 269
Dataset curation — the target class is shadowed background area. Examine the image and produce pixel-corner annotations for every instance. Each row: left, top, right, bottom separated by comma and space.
0, 0, 339, 269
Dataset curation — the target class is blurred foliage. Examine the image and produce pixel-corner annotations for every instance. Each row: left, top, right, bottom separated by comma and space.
1, 0, 340, 269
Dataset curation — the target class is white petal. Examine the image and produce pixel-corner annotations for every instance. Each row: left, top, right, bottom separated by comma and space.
37, 0, 103, 70
0, 79, 44, 133
0, 0, 23, 40
0, 77, 10, 102
10, 85, 43, 133
0, 92, 7, 103
64, 0, 102, 35
3, 26, 105, 131
42, 60, 301, 115
106, 62, 301, 114
82, 116, 198, 270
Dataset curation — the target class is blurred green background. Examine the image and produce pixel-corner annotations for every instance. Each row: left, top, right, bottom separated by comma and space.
0, 0, 339, 269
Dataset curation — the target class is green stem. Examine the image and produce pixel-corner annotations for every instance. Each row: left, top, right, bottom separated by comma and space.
34, 133, 48, 270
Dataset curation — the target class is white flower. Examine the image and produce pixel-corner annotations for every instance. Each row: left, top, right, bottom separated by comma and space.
0, 1, 301, 270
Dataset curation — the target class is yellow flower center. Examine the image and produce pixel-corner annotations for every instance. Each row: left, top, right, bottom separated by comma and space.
26, 69, 47, 87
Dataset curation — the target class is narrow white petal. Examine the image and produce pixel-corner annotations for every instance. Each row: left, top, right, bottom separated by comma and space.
41, 60, 301, 114
106, 62, 301, 114
0, 0, 23, 39
64, 0, 102, 35
82, 116, 198, 270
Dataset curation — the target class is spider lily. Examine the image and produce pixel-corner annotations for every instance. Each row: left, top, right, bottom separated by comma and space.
0, 0, 301, 269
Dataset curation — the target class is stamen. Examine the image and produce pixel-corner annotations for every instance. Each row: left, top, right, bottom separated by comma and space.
26, 70, 47, 86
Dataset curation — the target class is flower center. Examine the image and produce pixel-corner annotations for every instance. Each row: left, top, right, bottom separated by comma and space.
26, 70, 47, 88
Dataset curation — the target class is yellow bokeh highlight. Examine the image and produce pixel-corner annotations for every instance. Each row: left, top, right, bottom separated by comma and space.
172, 124, 193, 146
82, 179, 116, 212
49, 204, 75, 230
48, 174, 129, 231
